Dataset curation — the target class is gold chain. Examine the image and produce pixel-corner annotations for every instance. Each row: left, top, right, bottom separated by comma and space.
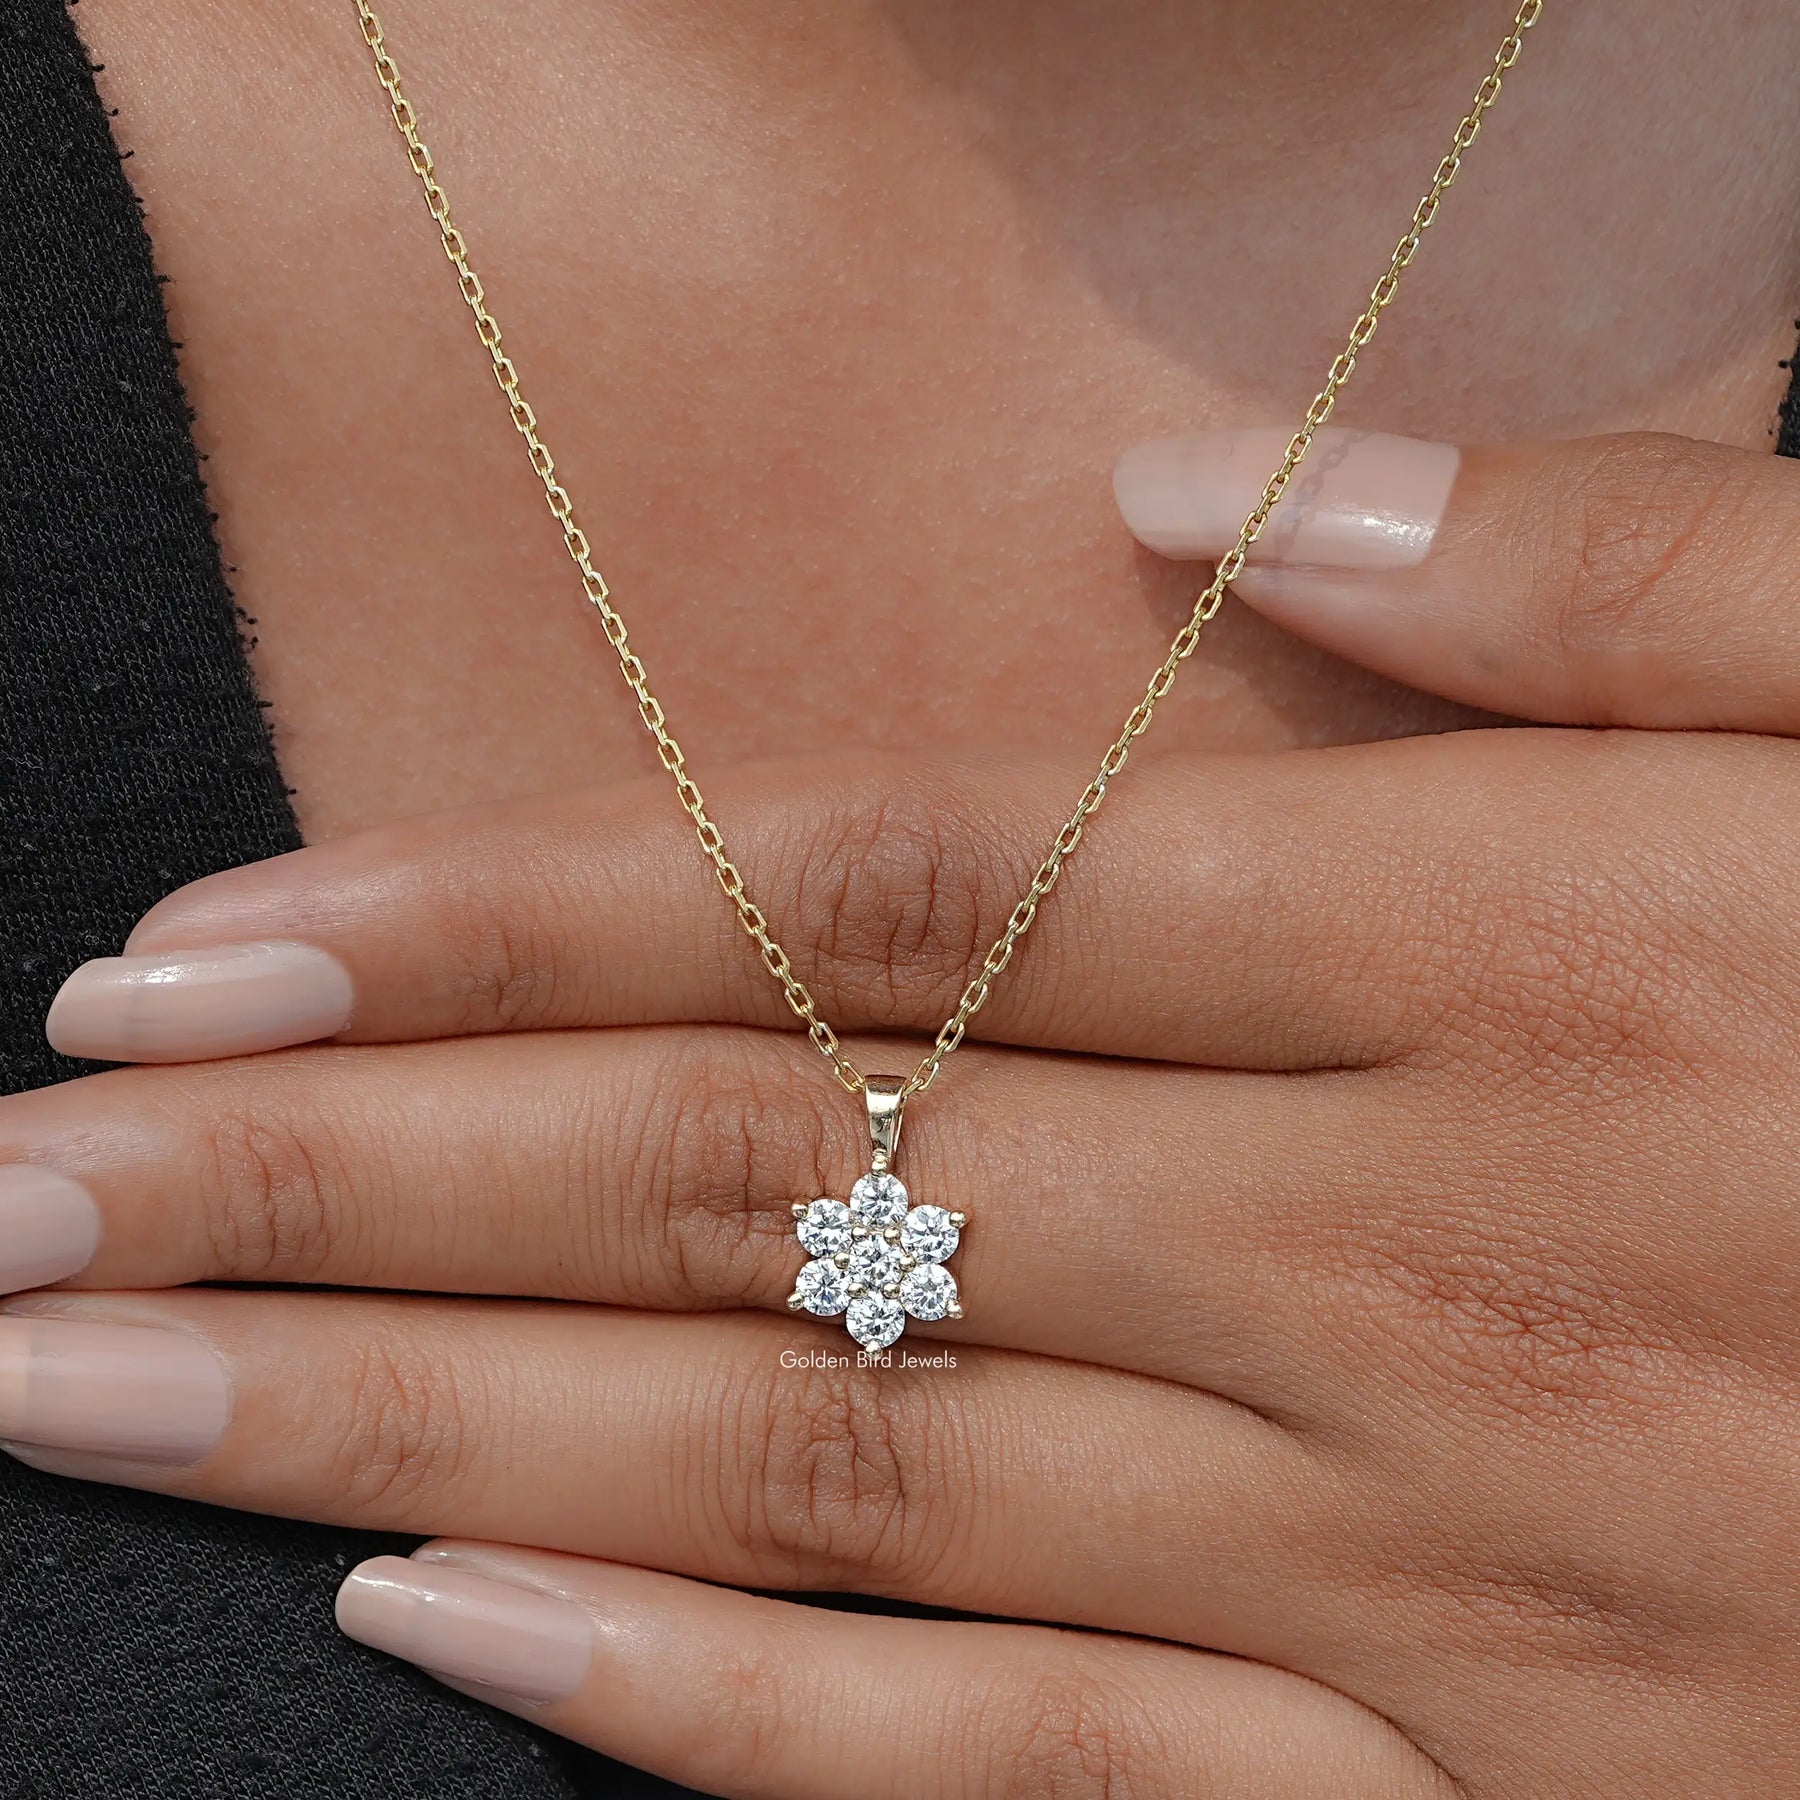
354, 0, 1543, 1100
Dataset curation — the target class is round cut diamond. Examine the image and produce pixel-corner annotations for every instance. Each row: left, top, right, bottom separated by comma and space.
900, 1262, 958, 1321
846, 1292, 905, 1351
900, 1204, 959, 1264
793, 1257, 850, 1317
796, 1197, 853, 1259
846, 1237, 904, 1292
849, 1172, 909, 1229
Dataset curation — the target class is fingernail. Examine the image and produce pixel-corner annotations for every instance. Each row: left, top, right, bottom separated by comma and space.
0, 1167, 101, 1293
337, 1556, 594, 1704
0, 1315, 230, 1464
1114, 426, 1460, 568
46, 941, 354, 1063
2, 1441, 156, 1482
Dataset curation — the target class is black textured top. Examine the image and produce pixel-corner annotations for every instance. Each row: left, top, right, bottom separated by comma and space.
1, 2, 1797, 1796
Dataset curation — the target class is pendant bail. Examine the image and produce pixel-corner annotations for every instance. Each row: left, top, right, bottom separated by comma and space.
864, 1074, 907, 1172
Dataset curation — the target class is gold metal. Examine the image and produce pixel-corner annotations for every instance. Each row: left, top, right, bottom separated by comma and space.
864, 1075, 907, 1172
354, 1, 1544, 1104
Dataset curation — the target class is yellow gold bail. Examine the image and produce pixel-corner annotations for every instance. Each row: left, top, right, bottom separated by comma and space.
864, 1075, 907, 1174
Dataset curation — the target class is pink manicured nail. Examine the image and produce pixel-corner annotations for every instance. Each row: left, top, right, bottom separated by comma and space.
337, 1557, 594, 1704
46, 941, 354, 1063
0, 1167, 101, 1293
0, 1315, 230, 1464
1113, 427, 1460, 568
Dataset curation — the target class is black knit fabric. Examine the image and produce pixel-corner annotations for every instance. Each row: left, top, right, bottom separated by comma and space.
1781, 321, 1800, 457
0, 6, 662, 1795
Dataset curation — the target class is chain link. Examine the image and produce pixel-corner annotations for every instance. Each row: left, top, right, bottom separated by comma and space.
354, 0, 1543, 1099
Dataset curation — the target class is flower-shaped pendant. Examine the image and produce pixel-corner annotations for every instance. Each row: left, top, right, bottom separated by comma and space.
788, 1172, 966, 1350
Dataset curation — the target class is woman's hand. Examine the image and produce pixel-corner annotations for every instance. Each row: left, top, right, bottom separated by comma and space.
5, 426, 1800, 1796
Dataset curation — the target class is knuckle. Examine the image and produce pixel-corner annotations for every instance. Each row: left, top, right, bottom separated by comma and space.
1336, 1123, 1773, 1437
607, 1032, 844, 1305
787, 775, 1006, 1023
1542, 434, 1747, 704
1336, 1203, 1783, 1685
442, 884, 568, 1035
191, 1081, 348, 1282
740, 1362, 960, 1585
1430, 746, 1742, 1084
1344, 1203, 1664, 1423
1454, 864, 1690, 1078
972, 1664, 1156, 1800
325, 1324, 490, 1522
431, 821, 593, 1036
1383, 1512, 1739, 1687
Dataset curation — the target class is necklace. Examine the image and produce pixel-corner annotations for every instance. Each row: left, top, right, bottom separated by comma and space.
353, 0, 1544, 1351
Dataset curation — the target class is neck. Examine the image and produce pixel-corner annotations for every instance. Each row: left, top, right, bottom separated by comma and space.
73, 0, 1800, 838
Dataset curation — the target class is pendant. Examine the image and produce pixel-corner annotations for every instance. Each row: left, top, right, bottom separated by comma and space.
788, 1074, 966, 1352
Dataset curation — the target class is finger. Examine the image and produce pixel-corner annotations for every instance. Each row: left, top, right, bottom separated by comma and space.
47, 747, 1429, 1073
50, 726, 1800, 1096
0, 1027, 1347, 1395
1114, 425, 1800, 731
0, 1290, 1306, 1661
333, 1543, 1450, 1800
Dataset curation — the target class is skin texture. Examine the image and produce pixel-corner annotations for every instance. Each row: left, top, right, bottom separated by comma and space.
11, 430, 1800, 1794
19, 3, 1800, 1795
71, 0, 1800, 837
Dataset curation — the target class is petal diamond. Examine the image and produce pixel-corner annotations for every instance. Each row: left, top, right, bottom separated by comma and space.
849, 1172, 908, 1228
900, 1204, 959, 1264
793, 1257, 851, 1316
846, 1292, 905, 1350
900, 1262, 958, 1321
796, 1197, 853, 1258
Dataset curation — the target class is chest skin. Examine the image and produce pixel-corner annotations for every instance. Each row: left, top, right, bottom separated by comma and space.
74, 0, 1800, 842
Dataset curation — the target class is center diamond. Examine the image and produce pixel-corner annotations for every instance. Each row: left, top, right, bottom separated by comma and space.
846, 1237, 905, 1292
